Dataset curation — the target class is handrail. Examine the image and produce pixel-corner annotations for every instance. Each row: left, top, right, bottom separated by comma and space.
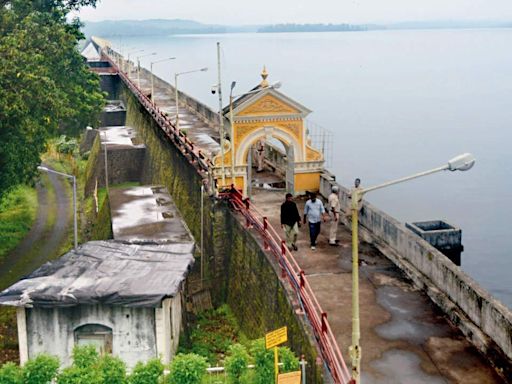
223, 187, 352, 384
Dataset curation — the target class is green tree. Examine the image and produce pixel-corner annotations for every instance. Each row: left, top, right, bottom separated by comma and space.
0, 0, 104, 198
166, 354, 207, 384
224, 344, 250, 384
71, 344, 99, 369
57, 366, 103, 384
128, 358, 164, 384
22, 354, 59, 384
0, 362, 23, 384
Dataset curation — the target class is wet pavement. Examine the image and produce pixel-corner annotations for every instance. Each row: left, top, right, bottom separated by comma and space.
135, 74, 221, 158
109, 186, 194, 244
251, 189, 503, 384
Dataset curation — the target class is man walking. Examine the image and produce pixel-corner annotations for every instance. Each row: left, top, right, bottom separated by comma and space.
281, 193, 301, 251
303, 192, 326, 250
328, 185, 341, 246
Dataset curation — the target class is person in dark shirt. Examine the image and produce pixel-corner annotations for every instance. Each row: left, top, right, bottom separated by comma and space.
281, 193, 301, 251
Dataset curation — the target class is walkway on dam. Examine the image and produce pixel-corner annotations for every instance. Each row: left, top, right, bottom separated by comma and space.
251, 190, 502, 383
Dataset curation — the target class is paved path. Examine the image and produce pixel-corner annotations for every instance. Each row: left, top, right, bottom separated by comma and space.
0, 165, 72, 290
252, 190, 503, 384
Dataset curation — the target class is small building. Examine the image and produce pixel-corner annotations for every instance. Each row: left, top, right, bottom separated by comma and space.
0, 240, 194, 368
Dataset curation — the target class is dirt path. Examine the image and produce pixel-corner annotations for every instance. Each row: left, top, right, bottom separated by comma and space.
0, 165, 72, 290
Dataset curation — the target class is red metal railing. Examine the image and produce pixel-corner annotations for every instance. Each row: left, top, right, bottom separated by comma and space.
96, 53, 352, 384
101, 54, 214, 179
224, 187, 352, 384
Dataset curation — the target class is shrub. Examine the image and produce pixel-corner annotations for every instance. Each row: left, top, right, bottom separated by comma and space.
278, 347, 299, 373
0, 362, 22, 384
71, 345, 99, 370
250, 339, 275, 384
128, 358, 163, 384
97, 354, 126, 384
23, 354, 59, 384
225, 344, 249, 384
167, 353, 207, 384
57, 365, 103, 384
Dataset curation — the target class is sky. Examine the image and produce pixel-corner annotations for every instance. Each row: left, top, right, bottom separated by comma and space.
75, 0, 512, 25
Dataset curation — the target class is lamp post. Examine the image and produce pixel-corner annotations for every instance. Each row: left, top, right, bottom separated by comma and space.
150, 57, 176, 101
174, 67, 208, 130
228, 81, 282, 187
136, 52, 156, 88
37, 166, 78, 250
348, 152, 476, 384
126, 49, 144, 76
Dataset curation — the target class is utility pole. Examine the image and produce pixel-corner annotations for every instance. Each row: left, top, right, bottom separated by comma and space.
216, 42, 226, 185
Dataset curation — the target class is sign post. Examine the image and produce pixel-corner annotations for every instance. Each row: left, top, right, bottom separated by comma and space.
265, 326, 288, 383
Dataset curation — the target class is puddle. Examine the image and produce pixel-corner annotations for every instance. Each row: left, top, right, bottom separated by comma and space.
364, 349, 447, 384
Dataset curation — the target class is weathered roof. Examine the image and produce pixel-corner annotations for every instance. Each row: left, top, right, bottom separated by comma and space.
0, 240, 194, 308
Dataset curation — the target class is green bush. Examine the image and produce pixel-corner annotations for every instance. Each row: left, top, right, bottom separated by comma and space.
55, 135, 79, 155
225, 344, 250, 384
71, 345, 99, 370
57, 365, 103, 384
278, 347, 299, 373
0, 362, 22, 384
250, 339, 275, 384
167, 353, 207, 384
23, 354, 59, 384
97, 354, 126, 384
128, 358, 163, 384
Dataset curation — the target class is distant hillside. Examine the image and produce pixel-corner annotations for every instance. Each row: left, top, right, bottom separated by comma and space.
82, 19, 258, 37
82, 18, 512, 38
258, 23, 377, 33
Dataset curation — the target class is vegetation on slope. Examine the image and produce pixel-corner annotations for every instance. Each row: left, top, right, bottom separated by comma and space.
0, 0, 105, 200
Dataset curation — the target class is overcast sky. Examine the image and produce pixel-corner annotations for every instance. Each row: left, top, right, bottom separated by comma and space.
76, 0, 512, 25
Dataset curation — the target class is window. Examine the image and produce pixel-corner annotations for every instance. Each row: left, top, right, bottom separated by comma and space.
74, 324, 113, 354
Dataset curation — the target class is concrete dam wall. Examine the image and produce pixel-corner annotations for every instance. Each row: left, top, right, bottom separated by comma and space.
85, 75, 327, 383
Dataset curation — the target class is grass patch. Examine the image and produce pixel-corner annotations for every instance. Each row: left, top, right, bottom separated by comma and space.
180, 305, 247, 365
0, 185, 37, 261
0, 307, 18, 365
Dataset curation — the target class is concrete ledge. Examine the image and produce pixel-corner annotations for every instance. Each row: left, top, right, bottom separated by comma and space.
320, 173, 512, 378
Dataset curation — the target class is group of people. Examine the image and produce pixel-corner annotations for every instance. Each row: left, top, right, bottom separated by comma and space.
280, 186, 342, 251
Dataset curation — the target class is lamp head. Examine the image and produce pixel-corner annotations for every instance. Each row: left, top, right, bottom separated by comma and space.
230, 81, 237, 90
271, 81, 282, 89
200, 67, 208, 72
447, 153, 475, 171
37, 166, 49, 172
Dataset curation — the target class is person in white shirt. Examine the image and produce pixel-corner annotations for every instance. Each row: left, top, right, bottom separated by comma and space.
328, 185, 341, 246
303, 192, 326, 250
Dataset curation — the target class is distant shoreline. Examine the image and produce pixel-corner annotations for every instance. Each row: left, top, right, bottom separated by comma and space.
82, 19, 512, 38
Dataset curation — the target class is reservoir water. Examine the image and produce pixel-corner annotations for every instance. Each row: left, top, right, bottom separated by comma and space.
118, 29, 512, 307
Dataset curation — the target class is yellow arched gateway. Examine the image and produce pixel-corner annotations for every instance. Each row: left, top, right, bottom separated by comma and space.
213, 68, 324, 196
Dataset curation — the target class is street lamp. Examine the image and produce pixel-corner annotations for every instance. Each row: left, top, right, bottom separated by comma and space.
174, 67, 208, 130
37, 166, 78, 250
126, 49, 144, 75
150, 57, 176, 101
228, 81, 282, 186
136, 52, 157, 88
348, 152, 475, 383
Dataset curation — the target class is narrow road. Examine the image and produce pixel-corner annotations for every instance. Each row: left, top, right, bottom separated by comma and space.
0, 165, 72, 290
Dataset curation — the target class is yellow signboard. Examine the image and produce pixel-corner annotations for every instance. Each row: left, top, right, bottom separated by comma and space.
278, 371, 301, 384
265, 326, 288, 349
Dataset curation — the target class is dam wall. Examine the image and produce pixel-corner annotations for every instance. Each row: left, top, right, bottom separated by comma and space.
106, 76, 326, 383
319, 174, 512, 376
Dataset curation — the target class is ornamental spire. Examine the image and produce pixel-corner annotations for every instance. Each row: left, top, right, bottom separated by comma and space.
260, 65, 269, 87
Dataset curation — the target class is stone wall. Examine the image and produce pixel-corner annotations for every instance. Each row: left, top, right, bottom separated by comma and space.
118, 79, 325, 383
320, 173, 512, 377
83, 134, 146, 195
